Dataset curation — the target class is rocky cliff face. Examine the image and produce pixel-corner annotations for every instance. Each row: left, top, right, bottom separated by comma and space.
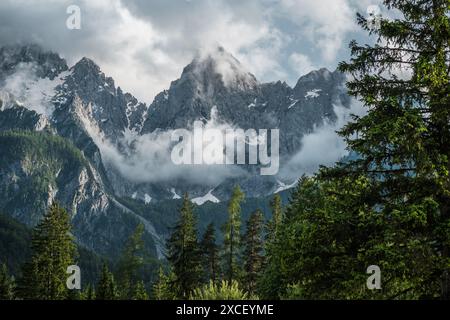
0, 45, 161, 259
0, 44, 350, 259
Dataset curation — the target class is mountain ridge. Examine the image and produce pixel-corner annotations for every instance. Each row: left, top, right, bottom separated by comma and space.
0, 43, 351, 262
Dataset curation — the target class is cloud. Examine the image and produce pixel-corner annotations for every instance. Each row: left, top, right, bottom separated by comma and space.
81, 105, 246, 186
288, 52, 317, 78
0, 0, 380, 102
0, 62, 67, 116
279, 99, 366, 179
278, 0, 356, 63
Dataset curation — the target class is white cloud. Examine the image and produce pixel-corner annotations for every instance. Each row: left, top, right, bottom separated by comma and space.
280, 99, 366, 179
289, 52, 317, 77
279, 0, 356, 63
0, 62, 67, 116
0, 0, 380, 102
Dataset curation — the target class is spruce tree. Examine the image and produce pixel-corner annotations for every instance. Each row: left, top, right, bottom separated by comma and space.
267, 194, 283, 243
116, 223, 145, 299
132, 280, 148, 300
200, 223, 220, 284
18, 203, 77, 300
82, 283, 95, 300
222, 185, 245, 283
0, 263, 15, 300
166, 193, 202, 298
258, 194, 285, 299
242, 210, 265, 294
265, 0, 450, 299
96, 264, 118, 300
152, 267, 176, 300
332, 0, 450, 299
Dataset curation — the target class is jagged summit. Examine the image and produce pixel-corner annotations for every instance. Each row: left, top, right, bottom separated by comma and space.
0, 43, 68, 80
1, 43, 350, 201
179, 46, 258, 92
72, 57, 102, 73
66, 56, 116, 95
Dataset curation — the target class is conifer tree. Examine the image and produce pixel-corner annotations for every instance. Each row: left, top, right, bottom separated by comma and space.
152, 267, 176, 300
18, 203, 77, 300
332, 0, 450, 298
200, 223, 220, 284
0, 263, 15, 300
267, 194, 283, 243
264, 0, 450, 299
132, 280, 148, 300
166, 193, 202, 298
257, 194, 284, 298
222, 186, 245, 283
117, 223, 146, 299
83, 283, 95, 300
242, 210, 265, 294
96, 264, 118, 300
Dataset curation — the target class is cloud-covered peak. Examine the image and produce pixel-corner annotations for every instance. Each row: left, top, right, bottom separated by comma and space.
0, 43, 68, 80
181, 45, 258, 91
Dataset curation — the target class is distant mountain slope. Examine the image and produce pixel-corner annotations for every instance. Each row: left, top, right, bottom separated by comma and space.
0, 130, 159, 260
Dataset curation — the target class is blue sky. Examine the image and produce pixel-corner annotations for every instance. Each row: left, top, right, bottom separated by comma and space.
0, 0, 384, 102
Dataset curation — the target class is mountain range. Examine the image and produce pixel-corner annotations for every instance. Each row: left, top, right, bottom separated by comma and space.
0, 44, 350, 261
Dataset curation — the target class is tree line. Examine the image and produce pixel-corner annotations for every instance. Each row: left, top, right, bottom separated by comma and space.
0, 187, 282, 300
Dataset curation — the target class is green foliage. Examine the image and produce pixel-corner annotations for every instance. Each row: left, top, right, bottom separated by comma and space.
82, 284, 96, 300
259, 0, 450, 300
200, 223, 220, 284
18, 203, 77, 300
222, 186, 245, 283
167, 194, 202, 298
96, 264, 119, 300
190, 280, 257, 300
120, 190, 290, 245
0, 263, 15, 300
0, 213, 31, 276
152, 267, 177, 300
116, 223, 146, 299
0, 130, 92, 229
267, 194, 283, 242
132, 280, 149, 300
258, 195, 285, 299
242, 210, 265, 294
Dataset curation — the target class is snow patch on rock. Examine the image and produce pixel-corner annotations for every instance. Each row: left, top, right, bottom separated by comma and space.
191, 189, 220, 205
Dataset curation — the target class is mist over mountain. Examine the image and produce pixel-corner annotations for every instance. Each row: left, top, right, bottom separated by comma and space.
0, 43, 356, 260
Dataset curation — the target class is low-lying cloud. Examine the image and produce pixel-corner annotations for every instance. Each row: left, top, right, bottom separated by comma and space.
279, 100, 365, 180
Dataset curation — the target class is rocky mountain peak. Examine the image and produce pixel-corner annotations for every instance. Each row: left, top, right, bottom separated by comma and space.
68, 57, 115, 94
0, 44, 68, 80
178, 46, 258, 93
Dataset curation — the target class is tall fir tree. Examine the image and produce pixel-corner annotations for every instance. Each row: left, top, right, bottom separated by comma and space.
96, 264, 118, 300
264, 0, 450, 299
222, 185, 245, 283
166, 193, 202, 298
18, 203, 77, 300
116, 223, 146, 299
200, 223, 220, 284
0, 263, 15, 300
333, 0, 450, 299
242, 209, 265, 294
258, 194, 285, 299
267, 194, 284, 243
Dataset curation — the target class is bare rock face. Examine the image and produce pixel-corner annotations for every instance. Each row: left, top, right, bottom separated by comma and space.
0, 44, 350, 260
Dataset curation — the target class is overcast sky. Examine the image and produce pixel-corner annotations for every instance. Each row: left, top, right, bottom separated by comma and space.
0, 0, 383, 103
